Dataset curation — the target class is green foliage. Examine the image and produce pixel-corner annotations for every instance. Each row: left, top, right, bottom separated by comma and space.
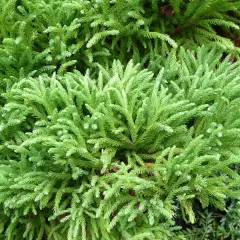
0, 0, 240, 94
181, 200, 240, 239
0, 47, 240, 239
0, 0, 240, 239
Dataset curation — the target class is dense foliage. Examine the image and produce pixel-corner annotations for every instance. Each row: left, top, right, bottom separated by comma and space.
0, 47, 240, 239
1, 0, 240, 84
182, 200, 240, 239
0, 1, 240, 240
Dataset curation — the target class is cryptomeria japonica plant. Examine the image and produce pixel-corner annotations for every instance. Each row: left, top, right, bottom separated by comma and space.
0, 0, 240, 89
0, 47, 240, 239
1, 0, 240, 239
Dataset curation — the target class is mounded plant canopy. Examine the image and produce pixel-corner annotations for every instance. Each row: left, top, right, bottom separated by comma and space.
1, 47, 240, 239
0, 1, 240, 240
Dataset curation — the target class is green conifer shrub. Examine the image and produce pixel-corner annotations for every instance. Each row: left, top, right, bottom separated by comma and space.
1, 0, 240, 92
1, 0, 240, 239
0, 47, 240, 239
